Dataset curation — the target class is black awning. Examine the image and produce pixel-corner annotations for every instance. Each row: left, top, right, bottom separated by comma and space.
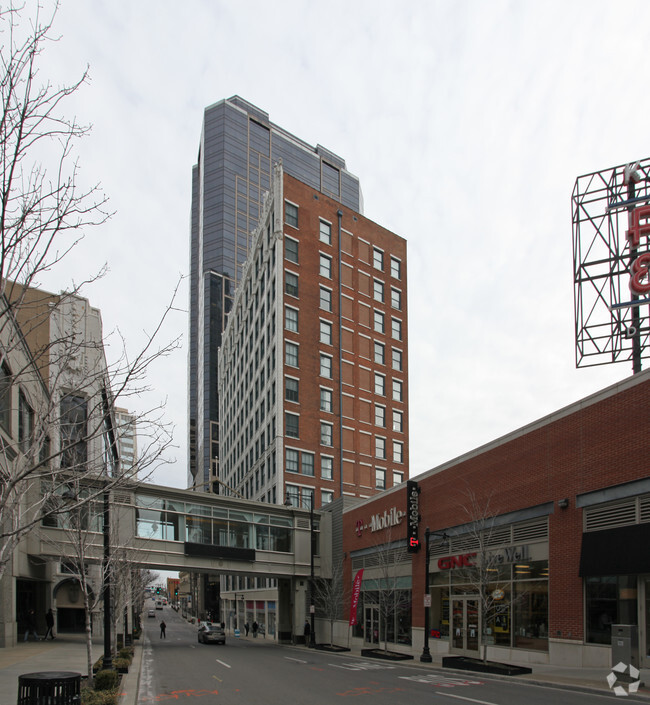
579, 523, 650, 576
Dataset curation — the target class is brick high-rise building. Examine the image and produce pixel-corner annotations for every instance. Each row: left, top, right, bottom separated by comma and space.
189, 97, 361, 493
218, 166, 409, 508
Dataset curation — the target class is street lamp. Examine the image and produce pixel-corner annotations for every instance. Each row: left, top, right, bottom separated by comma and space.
420, 528, 447, 663
309, 503, 316, 648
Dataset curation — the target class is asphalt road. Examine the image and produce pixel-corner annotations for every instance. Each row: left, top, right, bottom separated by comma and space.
138, 607, 625, 704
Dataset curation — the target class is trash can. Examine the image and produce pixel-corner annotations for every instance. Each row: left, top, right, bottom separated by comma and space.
17, 671, 81, 705
611, 624, 639, 668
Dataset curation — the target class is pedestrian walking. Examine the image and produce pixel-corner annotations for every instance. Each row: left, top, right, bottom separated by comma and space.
252, 620, 258, 638
24, 609, 39, 642
304, 619, 311, 643
160, 620, 166, 639
244, 621, 249, 636
43, 608, 55, 640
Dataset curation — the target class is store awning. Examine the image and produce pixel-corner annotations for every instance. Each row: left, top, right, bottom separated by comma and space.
579, 523, 650, 576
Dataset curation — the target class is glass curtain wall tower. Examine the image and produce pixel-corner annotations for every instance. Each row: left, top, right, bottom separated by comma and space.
189, 96, 361, 493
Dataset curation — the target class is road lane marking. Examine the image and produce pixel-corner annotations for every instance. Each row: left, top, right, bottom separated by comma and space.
216, 659, 231, 668
285, 657, 307, 663
435, 694, 499, 705
212, 675, 223, 682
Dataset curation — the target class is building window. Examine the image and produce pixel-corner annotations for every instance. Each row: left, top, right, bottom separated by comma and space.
60, 394, 86, 467
374, 310, 384, 334
321, 456, 333, 480
320, 354, 332, 378
286, 448, 299, 473
393, 409, 403, 432
285, 271, 298, 297
285, 342, 298, 367
19, 389, 34, 454
320, 287, 332, 312
320, 422, 333, 446
393, 471, 404, 486
374, 341, 385, 365
320, 320, 332, 345
320, 388, 333, 413
0, 363, 10, 433
374, 373, 385, 396
391, 318, 402, 341
319, 254, 332, 279
393, 441, 403, 463
285, 201, 298, 228
319, 220, 331, 245
285, 237, 298, 263
302, 452, 315, 476
375, 437, 386, 459
375, 404, 386, 427
373, 247, 384, 271
285, 377, 299, 403
375, 468, 386, 489
373, 279, 384, 303
391, 288, 401, 310
285, 306, 298, 332
392, 348, 403, 372
286, 413, 299, 438
285, 484, 300, 507
321, 490, 334, 505
392, 379, 403, 402
391, 256, 401, 280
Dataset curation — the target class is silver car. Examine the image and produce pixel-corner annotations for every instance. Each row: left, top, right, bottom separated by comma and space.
198, 623, 226, 645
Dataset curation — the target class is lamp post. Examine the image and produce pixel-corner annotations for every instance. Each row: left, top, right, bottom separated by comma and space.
102, 485, 112, 670
309, 503, 316, 647
420, 528, 447, 663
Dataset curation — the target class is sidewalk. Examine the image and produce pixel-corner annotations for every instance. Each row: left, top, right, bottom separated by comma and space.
0, 634, 141, 705
1, 632, 649, 703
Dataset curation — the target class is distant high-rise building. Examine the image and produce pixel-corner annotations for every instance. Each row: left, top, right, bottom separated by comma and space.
218, 166, 409, 508
114, 407, 137, 475
189, 97, 361, 492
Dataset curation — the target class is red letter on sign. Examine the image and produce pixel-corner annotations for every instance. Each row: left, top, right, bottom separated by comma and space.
630, 253, 650, 295
626, 206, 650, 248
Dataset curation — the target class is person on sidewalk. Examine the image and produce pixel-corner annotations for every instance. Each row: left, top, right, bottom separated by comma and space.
244, 621, 249, 636
252, 621, 258, 638
43, 609, 55, 640
24, 610, 39, 642
160, 620, 166, 639
304, 619, 311, 643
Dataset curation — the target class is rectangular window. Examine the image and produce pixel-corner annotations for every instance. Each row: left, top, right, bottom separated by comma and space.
320, 320, 332, 345
285, 306, 298, 332
375, 468, 386, 490
373, 247, 384, 271
393, 471, 404, 486
301, 452, 315, 476
392, 379, 403, 402
374, 341, 385, 365
375, 404, 386, 427
321, 489, 334, 505
320, 354, 332, 378
285, 237, 298, 263
285, 377, 299, 403
375, 437, 386, 459
391, 318, 402, 341
320, 388, 333, 413
60, 394, 86, 467
320, 287, 332, 312
320, 422, 333, 446
374, 373, 385, 396
286, 448, 299, 472
285, 342, 299, 367
286, 484, 300, 507
286, 413, 299, 438
391, 288, 401, 310
392, 348, 403, 372
285, 201, 298, 228
390, 256, 401, 279
393, 409, 403, 432
393, 441, 403, 463
319, 254, 332, 279
285, 271, 298, 297
321, 456, 333, 480
0, 363, 10, 433
319, 220, 331, 245
373, 279, 384, 303
374, 310, 384, 334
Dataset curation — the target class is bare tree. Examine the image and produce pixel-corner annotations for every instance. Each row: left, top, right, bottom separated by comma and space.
312, 559, 346, 647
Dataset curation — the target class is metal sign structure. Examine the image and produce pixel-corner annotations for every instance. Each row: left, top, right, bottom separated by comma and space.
572, 158, 650, 371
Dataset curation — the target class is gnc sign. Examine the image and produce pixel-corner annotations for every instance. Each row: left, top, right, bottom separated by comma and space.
438, 553, 476, 570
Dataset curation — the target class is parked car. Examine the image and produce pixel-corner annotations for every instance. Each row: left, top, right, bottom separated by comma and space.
198, 623, 226, 645
147, 609, 156, 618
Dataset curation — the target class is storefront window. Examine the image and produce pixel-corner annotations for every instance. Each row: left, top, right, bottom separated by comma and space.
586, 575, 637, 645
513, 580, 548, 650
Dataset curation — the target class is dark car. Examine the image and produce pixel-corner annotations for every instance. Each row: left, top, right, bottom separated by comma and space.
198, 623, 226, 645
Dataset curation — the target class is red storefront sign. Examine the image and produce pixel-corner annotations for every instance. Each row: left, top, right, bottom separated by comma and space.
349, 569, 364, 625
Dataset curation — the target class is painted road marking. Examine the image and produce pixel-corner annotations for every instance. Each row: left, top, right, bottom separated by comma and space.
216, 659, 231, 668
434, 693, 499, 705
399, 675, 484, 687
285, 657, 308, 663
330, 660, 396, 671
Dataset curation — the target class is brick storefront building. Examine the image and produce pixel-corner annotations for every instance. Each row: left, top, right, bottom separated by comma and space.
341, 370, 650, 667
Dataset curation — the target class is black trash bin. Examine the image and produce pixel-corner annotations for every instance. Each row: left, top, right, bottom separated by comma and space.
17, 671, 81, 705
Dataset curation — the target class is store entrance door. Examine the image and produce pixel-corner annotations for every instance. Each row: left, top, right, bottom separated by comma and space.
364, 605, 379, 645
450, 597, 480, 656
642, 578, 650, 667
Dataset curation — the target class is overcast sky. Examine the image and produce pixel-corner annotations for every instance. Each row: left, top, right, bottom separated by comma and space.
24, 0, 649, 488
